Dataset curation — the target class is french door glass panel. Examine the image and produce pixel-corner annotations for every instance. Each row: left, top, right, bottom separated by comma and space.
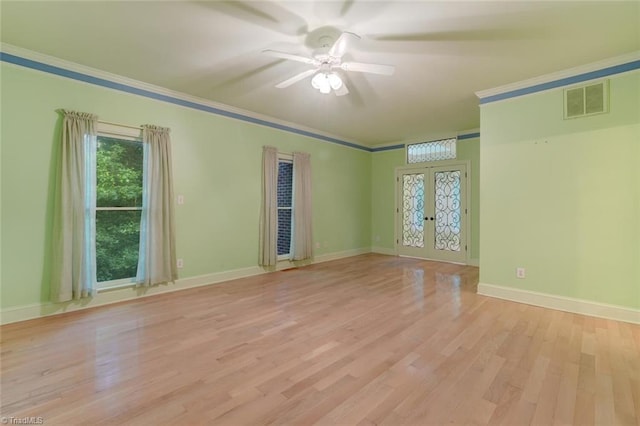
434, 170, 461, 252
402, 173, 425, 248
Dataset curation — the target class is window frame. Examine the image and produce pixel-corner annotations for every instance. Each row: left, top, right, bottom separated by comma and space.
276, 153, 293, 261
94, 122, 144, 290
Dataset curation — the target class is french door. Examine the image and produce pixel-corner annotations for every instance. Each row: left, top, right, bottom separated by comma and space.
396, 163, 468, 263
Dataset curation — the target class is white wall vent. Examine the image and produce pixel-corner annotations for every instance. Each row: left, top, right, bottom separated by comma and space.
564, 80, 609, 119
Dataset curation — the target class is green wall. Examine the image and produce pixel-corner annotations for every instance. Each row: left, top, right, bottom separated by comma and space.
3, 55, 636, 316
371, 148, 404, 251
0, 63, 371, 309
480, 71, 640, 309
370, 138, 481, 263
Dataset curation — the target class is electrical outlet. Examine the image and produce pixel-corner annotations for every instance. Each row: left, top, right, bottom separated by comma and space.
177, 259, 184, 269
315, 242, 321, 249
177, 195, 184, 205
375, 235, 380, 242
516, 267, 525, 279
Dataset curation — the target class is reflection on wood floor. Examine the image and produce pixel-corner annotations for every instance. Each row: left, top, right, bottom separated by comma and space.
1, 254, 638, 425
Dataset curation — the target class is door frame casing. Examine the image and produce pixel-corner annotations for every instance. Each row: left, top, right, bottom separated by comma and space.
394, 160, 471, 265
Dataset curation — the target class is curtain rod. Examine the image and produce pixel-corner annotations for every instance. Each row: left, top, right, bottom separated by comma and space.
98, 120, 142, 130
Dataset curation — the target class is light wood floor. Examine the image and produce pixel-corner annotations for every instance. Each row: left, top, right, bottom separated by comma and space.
1, 254, 638, 425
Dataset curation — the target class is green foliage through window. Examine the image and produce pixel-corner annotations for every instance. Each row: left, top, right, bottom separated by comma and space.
96, 136, 143, 282
97, 137, 143, 207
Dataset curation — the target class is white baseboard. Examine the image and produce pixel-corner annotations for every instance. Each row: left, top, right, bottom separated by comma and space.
372, 247, 477, 266
0, 265, 265, 325
371, 246, 396, 256
313, 247, 372, 263
477, 282, 640, 325
0, 247, 372, 325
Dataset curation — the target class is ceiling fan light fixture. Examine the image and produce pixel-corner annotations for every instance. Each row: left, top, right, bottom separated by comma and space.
267, 30, 393, 96
311, 72, 325, 90
311, 72, 342, 94
312, 72, 333, 94
327, 73, 343, 90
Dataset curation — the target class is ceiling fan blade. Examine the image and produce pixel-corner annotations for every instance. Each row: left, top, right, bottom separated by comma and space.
369, 28, 535, 42
339, 0, 356, 17
339, 62, 395, 76
328, 31, 360, 59
199, 1, 308, 36
334, 81, 349, 97
275, 69, 317, 88
263, 50, 318, 65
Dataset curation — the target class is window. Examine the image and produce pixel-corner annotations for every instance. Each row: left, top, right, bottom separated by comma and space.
95, 125, 144, 287
277, 156, 293, 259
407, 138, 457, 164
259, 147, 312, 266
54, 113, 176, 300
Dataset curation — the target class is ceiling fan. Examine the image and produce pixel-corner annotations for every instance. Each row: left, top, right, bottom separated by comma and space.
263, 32, 395, 96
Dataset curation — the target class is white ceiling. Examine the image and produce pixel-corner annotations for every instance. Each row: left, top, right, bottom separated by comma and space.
2, 1, 639, 146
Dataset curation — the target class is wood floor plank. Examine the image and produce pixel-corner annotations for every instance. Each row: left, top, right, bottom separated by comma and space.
1, 254, 638, 425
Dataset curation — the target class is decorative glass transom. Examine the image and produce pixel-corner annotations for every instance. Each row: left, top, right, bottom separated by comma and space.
407, 138, 457, 164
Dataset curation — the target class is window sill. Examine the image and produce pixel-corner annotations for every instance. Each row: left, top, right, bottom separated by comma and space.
97, 278, 136, 292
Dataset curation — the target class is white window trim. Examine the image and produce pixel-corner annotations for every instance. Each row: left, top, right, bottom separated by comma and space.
96, 207, 143, 211
96, 277, 136, 291
97, 121, 142, 140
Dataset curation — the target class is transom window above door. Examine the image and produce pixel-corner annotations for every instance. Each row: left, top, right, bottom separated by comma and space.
407, 138, 457, 164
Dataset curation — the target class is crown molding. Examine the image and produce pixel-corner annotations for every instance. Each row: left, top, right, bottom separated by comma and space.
457, 128, 480, 140
370, 129, 480, 152
0, 43, 370, 152
370, 143, 405, 153
476, 50, 640, 104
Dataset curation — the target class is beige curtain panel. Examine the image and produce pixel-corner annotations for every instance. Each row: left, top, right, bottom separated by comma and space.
259, 146, 278, 266
136, 125, 178, 286
292, 152, 313, 261
51, 110, 98, 302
